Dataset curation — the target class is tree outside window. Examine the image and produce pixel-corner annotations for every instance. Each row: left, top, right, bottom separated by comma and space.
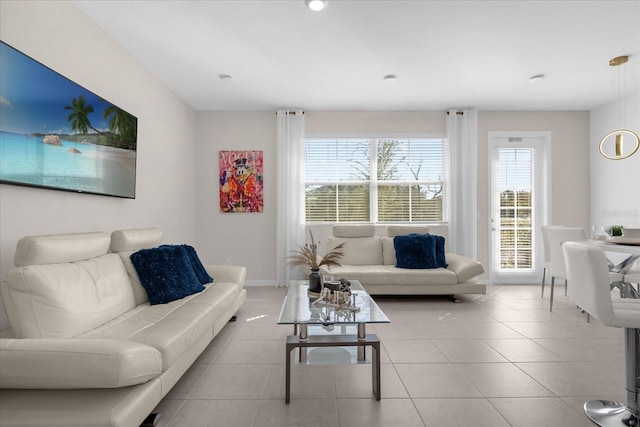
305, 138, 445, 223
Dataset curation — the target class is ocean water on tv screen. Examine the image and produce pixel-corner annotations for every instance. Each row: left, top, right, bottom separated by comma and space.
0, 131, 136, 197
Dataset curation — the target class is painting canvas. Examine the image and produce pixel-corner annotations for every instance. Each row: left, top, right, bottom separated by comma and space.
0, 41, 137, 198
219, 150, 263, 213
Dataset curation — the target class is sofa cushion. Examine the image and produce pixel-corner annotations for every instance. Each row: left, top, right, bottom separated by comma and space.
110, 227, 165, 306
332, 225, 375, 238
433, 235, 448, 268
382, 237, 397, 265
110, 228, 163, 253
161, 245, 213, 285
327, 235, 382, 265
118, 251, 150, 306
77, 282, 241, 370
130, 246, 204, 305
323, 264, 458, 286
0, 339, 161, 389
386, 225, 429, 237
0, 281, 23, 338
13, 232, 110, 267
394, 234, 440, 269
5, 254, 136, 339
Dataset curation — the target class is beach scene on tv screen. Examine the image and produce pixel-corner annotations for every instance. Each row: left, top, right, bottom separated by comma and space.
0, 41, 137, 198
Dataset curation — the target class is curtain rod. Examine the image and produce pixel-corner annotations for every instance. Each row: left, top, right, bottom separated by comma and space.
446, 111, 464, 116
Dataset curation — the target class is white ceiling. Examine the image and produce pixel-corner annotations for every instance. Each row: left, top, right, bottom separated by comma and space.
74, 0, 640, 112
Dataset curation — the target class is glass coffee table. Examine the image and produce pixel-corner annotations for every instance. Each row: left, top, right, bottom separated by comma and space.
277, 280, 390, 403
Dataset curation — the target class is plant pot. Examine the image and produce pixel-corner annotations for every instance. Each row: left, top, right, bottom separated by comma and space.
308, 269, 322, 294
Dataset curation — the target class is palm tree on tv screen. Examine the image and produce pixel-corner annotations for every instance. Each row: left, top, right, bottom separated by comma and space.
64, 95, 137, 149
103, 105, 137, 149
64, 94, 95, 134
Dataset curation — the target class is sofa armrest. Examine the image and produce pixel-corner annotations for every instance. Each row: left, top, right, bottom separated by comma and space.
445, 253, 485, 283
204, 265, 247, 285
0, 339, 162, 389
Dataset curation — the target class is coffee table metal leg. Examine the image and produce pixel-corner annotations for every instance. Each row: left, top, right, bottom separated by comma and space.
285, 342, 292, 404
299, 324, 308, 363
357, 323, 366, 361
372, 341, 380, 400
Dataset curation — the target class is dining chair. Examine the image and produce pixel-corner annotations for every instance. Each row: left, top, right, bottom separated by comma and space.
540, 225, 564, 298
547, 226, 586, 311
547, 226, 625, 311
563, 241, 640, 427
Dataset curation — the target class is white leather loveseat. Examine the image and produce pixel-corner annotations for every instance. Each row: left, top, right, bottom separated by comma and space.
0, 228, 246, 427
319, 225, 485, 296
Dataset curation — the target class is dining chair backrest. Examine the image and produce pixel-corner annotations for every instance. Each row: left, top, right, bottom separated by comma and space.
541, 225, 565, 264
563, 241, 616, 326
548, 226, 586, 280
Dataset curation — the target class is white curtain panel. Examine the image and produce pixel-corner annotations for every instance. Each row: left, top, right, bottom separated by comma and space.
276, 110, 306, 287
446, 109, 478, 259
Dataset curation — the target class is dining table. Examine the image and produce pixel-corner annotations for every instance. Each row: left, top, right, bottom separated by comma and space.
590, 239, 640, 298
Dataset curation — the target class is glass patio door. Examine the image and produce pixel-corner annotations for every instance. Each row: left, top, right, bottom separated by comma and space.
489, 133, 550, 284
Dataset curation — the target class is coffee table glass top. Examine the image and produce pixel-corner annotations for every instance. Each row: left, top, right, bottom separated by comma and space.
277, 280, 390, 325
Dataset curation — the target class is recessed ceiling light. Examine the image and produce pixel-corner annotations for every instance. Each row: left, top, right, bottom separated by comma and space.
383, 74, 397, 81
219, 74, 232, 81
305, 0, 327, 11
529, 74, 545, 84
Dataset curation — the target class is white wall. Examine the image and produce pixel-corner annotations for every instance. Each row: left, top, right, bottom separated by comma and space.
194, 112, 277, 284
0, 1, 198, 329
590, 91, 640, 229
306, 111, 446, 136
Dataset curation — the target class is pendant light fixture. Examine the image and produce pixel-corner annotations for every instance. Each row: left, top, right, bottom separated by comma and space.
598, 55, 640, 160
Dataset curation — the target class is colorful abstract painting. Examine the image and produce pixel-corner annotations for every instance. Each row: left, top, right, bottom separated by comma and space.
219, 150, 263, 213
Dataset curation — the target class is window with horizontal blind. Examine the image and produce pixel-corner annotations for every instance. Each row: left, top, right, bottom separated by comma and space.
497, 148, 534, 270
489, 133, 550, 285
305, 138, 446, 223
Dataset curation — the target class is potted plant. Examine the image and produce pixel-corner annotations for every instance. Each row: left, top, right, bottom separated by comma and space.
606, 225, 624, 237
288, 231, 345, 294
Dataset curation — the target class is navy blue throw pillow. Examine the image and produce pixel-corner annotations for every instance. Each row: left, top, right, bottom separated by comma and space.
161, 244, 213, 285
130, 246, 205, 305
432, 234, 448, 268
394, 234, 439, 269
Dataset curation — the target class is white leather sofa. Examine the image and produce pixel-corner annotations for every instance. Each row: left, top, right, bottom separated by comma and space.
319, 225, 485, 296
0, 228, 246, 427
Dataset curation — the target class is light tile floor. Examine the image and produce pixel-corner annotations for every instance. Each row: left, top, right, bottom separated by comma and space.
153, 284, 627, 427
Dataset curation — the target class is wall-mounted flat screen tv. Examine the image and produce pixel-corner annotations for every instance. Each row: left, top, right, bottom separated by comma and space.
0, 41, 137, 199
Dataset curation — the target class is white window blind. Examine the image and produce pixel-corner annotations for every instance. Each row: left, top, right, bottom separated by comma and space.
497, 147, 534, 270
305, 138, 445, 223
